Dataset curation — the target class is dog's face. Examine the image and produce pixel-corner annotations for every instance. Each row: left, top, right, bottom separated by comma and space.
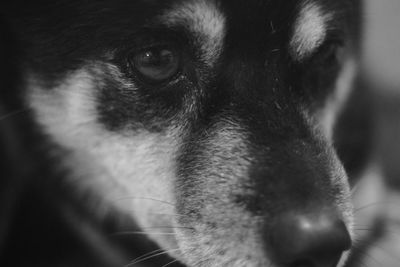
22, 0, 361, 266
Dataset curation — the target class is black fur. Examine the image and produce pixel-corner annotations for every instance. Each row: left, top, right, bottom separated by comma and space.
0, 1, 368, 266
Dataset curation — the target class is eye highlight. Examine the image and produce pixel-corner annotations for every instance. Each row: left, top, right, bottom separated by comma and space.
128, 46, 181, 84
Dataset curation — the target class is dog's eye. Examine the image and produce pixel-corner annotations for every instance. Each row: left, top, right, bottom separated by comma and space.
129, 46, 180, 83
297, 39, 346, 99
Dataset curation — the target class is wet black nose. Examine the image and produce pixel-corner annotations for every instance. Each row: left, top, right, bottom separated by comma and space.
269, 212, 351, 267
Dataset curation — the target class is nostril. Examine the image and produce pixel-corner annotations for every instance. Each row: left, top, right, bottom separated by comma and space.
269, 212, 351, 267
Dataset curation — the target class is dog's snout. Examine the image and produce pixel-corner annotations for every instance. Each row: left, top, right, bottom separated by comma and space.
269, 212, 351, 267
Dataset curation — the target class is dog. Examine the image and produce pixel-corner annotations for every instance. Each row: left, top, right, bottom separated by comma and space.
0, 0, 367, 266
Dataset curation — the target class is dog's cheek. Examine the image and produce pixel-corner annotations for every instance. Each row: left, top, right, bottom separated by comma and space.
27, 66, 184, 251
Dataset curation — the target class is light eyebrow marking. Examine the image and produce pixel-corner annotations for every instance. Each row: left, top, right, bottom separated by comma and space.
290, 1, 332, 60
160, 0, 226, 66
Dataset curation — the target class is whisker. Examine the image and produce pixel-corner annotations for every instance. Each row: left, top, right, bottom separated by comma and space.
352, 245, 382, 267
148, 212, 187, 218
129, 248, 165, 265
0, 108, 28, 121
367, 242, 400, 263
111, 231, 177, 236
193, 256, 214, 267
353, 201, 394, 213
141, 226, 194, 231
351, 183, 362, 197
345, 251, 366, 267
161, 259, 179, 267
124, 248, 181, 267
111, 226, 193, 237
113, 197, 174, 206
346, 234, 383, 267
357, 236, 400, 264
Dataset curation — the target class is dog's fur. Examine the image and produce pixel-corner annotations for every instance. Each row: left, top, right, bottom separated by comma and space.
0, 0, 367, 266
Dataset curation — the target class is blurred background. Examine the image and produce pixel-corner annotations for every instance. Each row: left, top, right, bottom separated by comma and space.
363, 0, 400, 92
354, 1, 400, 266
361, 0, 400, 195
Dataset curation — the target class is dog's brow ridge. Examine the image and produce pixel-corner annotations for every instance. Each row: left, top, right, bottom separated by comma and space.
290, 0, 332, 60
159, 0, 226, 66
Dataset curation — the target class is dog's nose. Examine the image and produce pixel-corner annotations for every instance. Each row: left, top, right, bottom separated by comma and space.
269, 212, 351, 267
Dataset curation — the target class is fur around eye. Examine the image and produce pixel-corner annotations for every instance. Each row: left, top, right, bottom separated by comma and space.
312, 40, 345, 67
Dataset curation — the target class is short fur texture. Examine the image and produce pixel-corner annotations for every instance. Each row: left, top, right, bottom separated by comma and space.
1, 0, 365, 266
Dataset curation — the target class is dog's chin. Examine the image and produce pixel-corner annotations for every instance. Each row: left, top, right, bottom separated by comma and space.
158, 221, 267, 267
172, 238, 275, 267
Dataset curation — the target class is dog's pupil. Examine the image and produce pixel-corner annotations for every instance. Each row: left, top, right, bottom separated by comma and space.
134, 47, 179, 82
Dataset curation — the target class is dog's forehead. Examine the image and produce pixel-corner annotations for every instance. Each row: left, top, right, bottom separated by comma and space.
129, 0, 352, 35
148, 0, 355, 59
14, 0, 359, 78
158, 0, 226, 66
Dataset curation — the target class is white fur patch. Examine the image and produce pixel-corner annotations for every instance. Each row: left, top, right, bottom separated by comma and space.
28, 66, 181, 254
291, 1, 332, 60
161, 0, 226, 66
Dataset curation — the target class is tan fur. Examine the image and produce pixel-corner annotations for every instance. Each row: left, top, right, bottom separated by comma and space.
160, 0, 226, 66
291, 0, 332, 60
28, 64, 183, 257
